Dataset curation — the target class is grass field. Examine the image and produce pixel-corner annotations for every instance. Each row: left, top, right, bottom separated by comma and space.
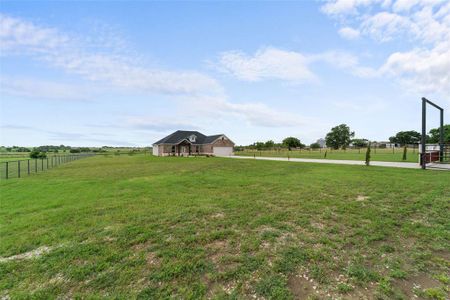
236, 148, 419, 163
1, 155, 449, 299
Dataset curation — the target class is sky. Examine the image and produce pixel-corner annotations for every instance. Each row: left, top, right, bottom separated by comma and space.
0, 0, 449, 147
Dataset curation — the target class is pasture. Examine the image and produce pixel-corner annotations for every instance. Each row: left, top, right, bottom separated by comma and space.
0, 155, 449, 299
236, 148, 419, 163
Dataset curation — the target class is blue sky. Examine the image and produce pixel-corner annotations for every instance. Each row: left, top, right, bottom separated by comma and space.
1, 0, 449, 146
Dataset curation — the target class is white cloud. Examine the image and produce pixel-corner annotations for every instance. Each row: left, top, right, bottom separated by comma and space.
338, 27, 361, 39
361, 12, 418, 42
0, 14, 221, 96
320, 0, 450, 97
311, 51, 376, 77
126, 117, 200, 132
215, 47, 375, 82
321, 0, 388, 16
0, 77, 94, 101
216, 47, 316, 83
182, 95, 306, 128
380, 44, 450, 94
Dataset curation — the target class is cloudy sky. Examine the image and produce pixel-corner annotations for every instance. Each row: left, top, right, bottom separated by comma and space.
1, 0, 449, 146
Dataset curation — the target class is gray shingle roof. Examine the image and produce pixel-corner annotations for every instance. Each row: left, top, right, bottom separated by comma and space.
153, 130, 226, 145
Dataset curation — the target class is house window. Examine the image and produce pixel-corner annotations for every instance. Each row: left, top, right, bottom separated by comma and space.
171, 146, 175, 153
189, 135, 197, 142
196, 146, 199, 153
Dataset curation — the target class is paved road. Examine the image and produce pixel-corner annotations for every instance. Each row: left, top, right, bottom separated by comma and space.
230, 155, 421, 169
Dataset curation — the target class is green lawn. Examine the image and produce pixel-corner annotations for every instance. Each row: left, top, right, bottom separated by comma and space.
1, 155, 449, 299
236, 148, 420, 163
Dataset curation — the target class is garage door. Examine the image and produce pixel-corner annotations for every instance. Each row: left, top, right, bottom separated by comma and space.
213, 147, 233, 156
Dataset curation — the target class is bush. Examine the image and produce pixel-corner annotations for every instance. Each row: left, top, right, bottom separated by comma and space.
310, 142, 321, 149
365, 143, 371, 166
70, 149, 81, 153
30, 150, 47, 159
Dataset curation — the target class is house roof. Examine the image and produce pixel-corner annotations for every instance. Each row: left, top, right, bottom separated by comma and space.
153, 130, 230, 145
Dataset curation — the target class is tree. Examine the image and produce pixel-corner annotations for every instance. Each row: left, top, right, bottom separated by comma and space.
325, 124, 355, 149
30, 150, 46, 159
264, 140, 275, 149
389, 131, 421, 146
402, 146, 407, 161
310, 142, 321, 149
254, 142, 265, 151
365, 142, 371, 166
282, 137, 302, 150
351, 138, 368, 148
428, 124, 450, 143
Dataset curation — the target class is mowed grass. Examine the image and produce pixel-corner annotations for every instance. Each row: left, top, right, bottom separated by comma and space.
236, 148, 419, 163
0, 155, 449, 299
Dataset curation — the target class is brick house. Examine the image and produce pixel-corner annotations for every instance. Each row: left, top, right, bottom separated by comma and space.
152, 130, 235, 156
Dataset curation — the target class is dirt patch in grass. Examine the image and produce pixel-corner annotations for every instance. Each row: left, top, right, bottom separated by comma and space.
288, 274, 317, 299
0, 246, 54, 263
210, 212, 225, 219
131, 240, 152, 252
394, 274, 442, 299
356, 195, 369, 201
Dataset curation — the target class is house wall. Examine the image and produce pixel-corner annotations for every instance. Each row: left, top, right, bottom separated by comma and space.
155, 137, 235, 156
152, 146, 159, 156
202, 138, 235, 154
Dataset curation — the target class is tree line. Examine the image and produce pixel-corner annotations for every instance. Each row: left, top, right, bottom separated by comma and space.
240, 124, 450, 151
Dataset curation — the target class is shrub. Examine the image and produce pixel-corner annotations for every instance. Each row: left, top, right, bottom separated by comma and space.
310, 142, 321, 149
30, 150, 47, 159
365, 143, 371, 166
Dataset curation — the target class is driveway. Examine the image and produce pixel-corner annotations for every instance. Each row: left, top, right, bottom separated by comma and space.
230, 155, 420, 169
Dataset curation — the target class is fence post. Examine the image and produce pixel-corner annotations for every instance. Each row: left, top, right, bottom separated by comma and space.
42, 159, 44, 170
47, 158, 49, 169
18, 161, 20, 178
35, 159, 37, 172
6, 162, 8, 179
28, 159, 30, 175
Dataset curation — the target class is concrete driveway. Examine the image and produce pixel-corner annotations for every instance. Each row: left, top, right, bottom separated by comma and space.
230, 155, 421, 169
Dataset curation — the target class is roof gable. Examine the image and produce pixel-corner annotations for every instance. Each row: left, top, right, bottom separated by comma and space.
153, 131, 234, 145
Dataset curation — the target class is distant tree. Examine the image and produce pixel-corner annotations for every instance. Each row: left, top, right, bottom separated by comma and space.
365, 143, 371, 166
254, 142, 265, 151
70, 148, 81, 153
264, 140, 275, 149
325, 124, 355, 149
428, 124, 450, 143
16, 147, 31, 152
310, 142, 321, 149
402, 145, 407, 161
351, 138, 368, 148
30, 150, 46, 159
30, 150, 40, 159
282, 137, 302, 150
389, 130, 421, 146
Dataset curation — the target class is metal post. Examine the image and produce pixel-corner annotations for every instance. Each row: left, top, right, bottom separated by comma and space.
41, 159, 44, 170
35, 159, 37, 172
18, 161, 20, 178
28, 159, 30, 174
421, 98, 426, 169
6, 162, 8, 179
440, 108, 444, 162
47, 158, 49, 169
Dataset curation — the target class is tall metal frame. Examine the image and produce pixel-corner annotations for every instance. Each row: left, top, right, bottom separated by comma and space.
421, 97, 444, 169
